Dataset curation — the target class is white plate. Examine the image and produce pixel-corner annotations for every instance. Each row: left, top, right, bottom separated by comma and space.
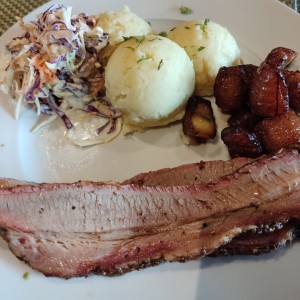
0, 0, 300, 299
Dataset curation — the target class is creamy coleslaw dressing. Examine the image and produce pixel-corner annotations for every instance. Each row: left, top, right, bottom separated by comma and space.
38, 118, 99, 170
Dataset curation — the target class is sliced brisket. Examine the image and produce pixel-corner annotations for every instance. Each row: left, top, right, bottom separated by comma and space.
0, 150, 300, 277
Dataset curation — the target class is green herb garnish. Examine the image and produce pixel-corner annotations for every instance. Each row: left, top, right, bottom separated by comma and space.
158, 59, 163, 70
147, 37, 162, 42
159, 31, 167, 37
122, 36, 132, 41
203, 18, 210, 26
197, 46, 206, 52
196, 18, 210, 33
23, 272, 29, 280
137, 55, 152, 63
180, 6, 193, 15
125, 46, 135, 51
123, 35, 145, 45
133, 36, 145, 44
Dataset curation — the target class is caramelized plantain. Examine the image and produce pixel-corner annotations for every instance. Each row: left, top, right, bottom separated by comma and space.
264, 47, 298, 68
221, 126, 263, 158
282, 70, 300, 112
214, 47, 300, 158
249, 63, 289, 117
214, 64, 257, 114
182, 96, 217, 142
254, 109, 300, 153
228, 109, 261, 131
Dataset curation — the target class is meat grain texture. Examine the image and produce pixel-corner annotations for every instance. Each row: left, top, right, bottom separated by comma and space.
0, 150, 300, 278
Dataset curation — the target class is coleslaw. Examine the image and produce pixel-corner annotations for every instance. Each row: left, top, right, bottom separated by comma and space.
0, 4, 122, 146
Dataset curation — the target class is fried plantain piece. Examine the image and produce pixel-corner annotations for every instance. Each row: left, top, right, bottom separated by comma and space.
214, 65, 257, 114
221, 126, 264, 158
249, 63, 289, 117
228, 109, 261, 132
254, 109, 300, 153
264, 47, 298, 68
182, 96, 217, 143
282, 70, 300, 112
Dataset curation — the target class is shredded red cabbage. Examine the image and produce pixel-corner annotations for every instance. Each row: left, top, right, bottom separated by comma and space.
47, 94, 73, 129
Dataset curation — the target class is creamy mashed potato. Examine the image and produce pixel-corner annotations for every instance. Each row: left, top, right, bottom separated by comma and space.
96, 6, 154, 58
105, 35, 195, 133
168, 19, 241, 96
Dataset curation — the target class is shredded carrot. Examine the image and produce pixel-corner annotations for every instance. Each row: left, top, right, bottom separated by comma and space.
31, 54, 57, 84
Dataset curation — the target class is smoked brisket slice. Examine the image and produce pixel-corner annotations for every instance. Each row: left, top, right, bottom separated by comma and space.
124, 153, 299, 256
0, 150, 300, 278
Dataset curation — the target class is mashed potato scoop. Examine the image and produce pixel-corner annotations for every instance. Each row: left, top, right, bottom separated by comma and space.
105, 35, 195, 133
168, 19, 241, 96
96, 6, 155, 59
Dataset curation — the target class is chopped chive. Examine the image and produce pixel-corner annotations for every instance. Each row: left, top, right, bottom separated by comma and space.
122, 35, 145, 45
133, 35, 145, 44
159, 31, 167, 37
198, 46, 206, 52
122, 36, 132, 41
158, 59, 163, 70
137, 55, 151, 63
125, 46, 135, 51
196, 18, 210, 33
147, 37, 162, 42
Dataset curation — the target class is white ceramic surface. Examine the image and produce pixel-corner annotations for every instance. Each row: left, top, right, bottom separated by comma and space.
0, 0, 300, 299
